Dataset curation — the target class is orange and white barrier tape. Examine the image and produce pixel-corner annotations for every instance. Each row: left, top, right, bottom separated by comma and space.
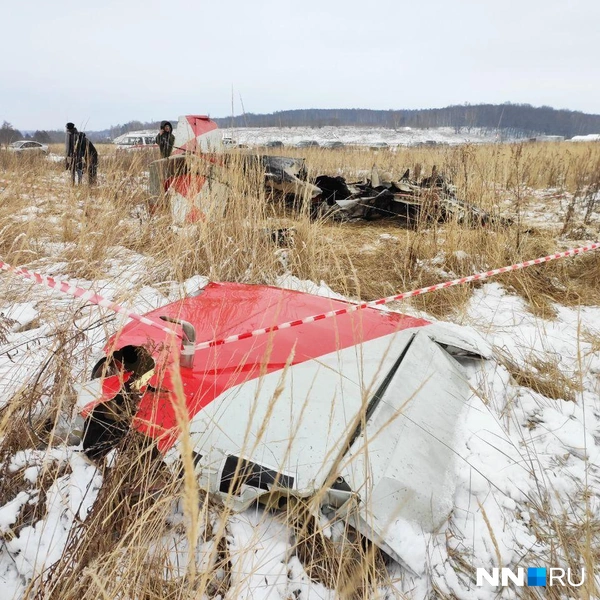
194, 242, 600, 350
0, 261, 175, 336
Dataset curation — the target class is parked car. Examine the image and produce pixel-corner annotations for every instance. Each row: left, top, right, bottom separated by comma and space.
264, 140, 284, 148
222, 137, 238, 148
113, 131, 158, 151
295, 140, 320, 148
369, 142, 389, 150
8, 140, 49, 154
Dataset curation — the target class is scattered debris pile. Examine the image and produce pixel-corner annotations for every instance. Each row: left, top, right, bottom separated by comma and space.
148, 115, 509, 226
151, 153, 507, 227
309, 166, 506, 225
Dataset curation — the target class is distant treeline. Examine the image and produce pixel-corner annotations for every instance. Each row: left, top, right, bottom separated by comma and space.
6, 104, 600, 144
214, 104, 600, 138
0, 122, 112, 145
89, 120, 175, 142
0, 122, 61, 146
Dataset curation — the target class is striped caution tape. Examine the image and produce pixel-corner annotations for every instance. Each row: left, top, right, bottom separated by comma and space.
194, 242, 600, 350
3, 242, 599, 350
0, 261, 175, 336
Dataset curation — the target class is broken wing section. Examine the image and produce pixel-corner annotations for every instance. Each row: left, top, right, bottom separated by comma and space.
173, 329, 418, 512
337, 331, 471, 573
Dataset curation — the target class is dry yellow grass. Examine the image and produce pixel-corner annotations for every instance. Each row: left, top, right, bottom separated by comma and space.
0, 140, 599, 599
2, 141, 600, 308
496, 349, 582, 402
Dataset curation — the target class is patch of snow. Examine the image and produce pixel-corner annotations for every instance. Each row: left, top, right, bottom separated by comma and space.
224, 126, 505, 148
1, 303, 38, 331
275, 274, 347, 300
570, 134, 600, 142
0, 492, 30, 534
0, 450, 101, 599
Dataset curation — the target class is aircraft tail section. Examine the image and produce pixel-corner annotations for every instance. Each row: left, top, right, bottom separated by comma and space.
173, 115, 221, 154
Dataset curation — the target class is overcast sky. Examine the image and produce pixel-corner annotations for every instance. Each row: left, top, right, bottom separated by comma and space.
3, 0, 599, 130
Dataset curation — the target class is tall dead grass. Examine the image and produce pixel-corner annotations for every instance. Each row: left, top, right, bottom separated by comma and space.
2, 141, 600, 310
1, 140, 599, 598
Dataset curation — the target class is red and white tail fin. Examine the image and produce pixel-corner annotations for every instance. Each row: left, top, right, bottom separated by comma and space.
173, 115, 221, 154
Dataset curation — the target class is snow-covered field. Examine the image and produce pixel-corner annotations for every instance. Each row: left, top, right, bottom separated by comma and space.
1, 150, 599, 598
223, 126, 504, 148
571, 134, 600, 142
1, 266, 599, 598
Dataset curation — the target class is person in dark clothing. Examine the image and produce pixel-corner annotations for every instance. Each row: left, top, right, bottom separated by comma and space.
86, 139, 98, 185
156, 121, 175, 158
65, 122, 98, 185
65, 122, 82, 183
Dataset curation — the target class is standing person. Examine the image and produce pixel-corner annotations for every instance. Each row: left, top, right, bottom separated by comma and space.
65, 123, 98, 185
156, 121, 175, 158
86, 138, 98, 185
65, 122, 83, 184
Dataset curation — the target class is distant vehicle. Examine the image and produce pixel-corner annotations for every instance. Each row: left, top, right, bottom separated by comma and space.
113, 130, 158, 151
264, 140, 284, 148
295, 140, 320, 148
528, 135, 565, 143
322, 141, 345, 149
8, 140, 48, 154
369, 142, 389, 150
222, 137, 238, 148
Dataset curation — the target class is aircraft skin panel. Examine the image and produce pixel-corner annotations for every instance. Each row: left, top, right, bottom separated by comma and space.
76, 282, 477, 567
173, 115, 221, 155
424, 320, 491, 359
338, 331, 471, 569
175, 330, 417, 504
101, 282, 430, 451
169, 178, 229, 223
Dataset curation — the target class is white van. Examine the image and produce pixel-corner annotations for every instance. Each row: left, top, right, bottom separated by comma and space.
113, 130, 159, 151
